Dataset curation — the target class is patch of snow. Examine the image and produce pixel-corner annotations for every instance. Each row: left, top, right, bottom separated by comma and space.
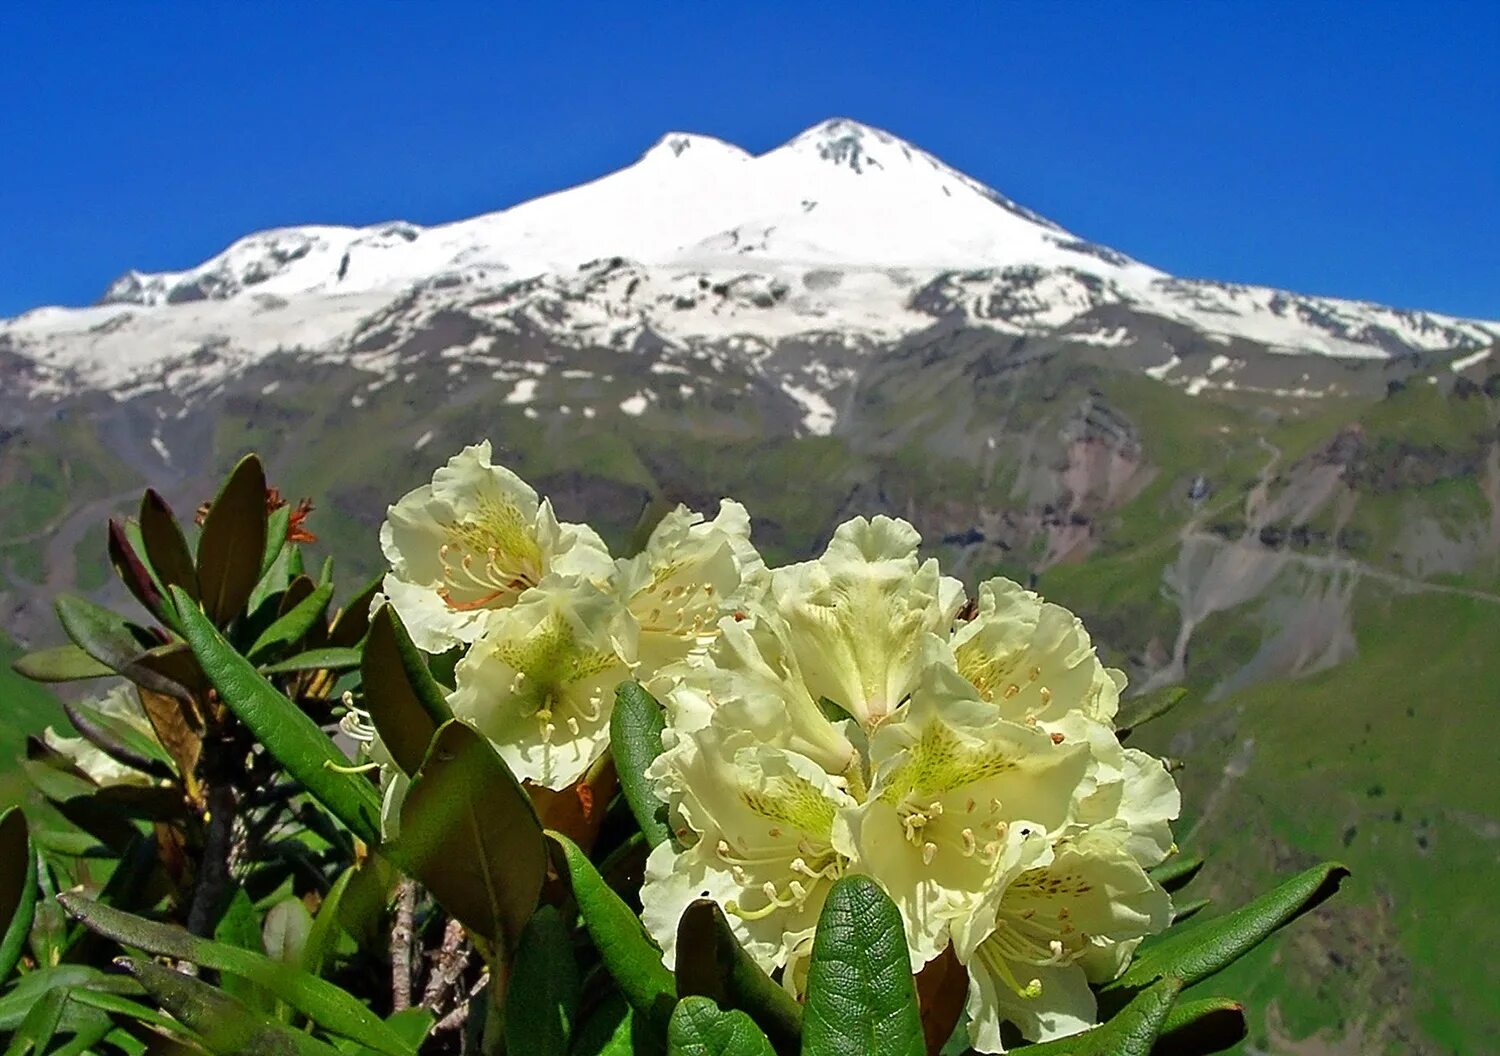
414, 429, 434, 450
1145, 354, 1181, 380
620, 392, 650, 416
1452, 348, 1492, 373
782, 383, 837, 436
504, 378, 538, 405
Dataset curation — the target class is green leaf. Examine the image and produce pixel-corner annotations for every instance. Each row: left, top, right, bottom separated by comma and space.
170, 585, 382, 846
800, 875, 923, 1056
668, 997, 776, 1056
301, 867, 354, 979
197, 454, 269, 626
64, 987, 204, 1044
261, 504, 292, 579
327, 576, 382, 649
382, 1007, 433, 1053
59, 893, 408, 1055
571, 992, 646, 1056
10, 642, 115, 682
0, 809, 38, 982
140, 489, 200, 601
392, 721, 544, 951
1154, 996, 1247, 1055
0, 966, 140, 1031
214, 888, 275, 1014
361, 606, 453, 775
1111, 862, 1349, 992
60, 696, 173, 779
3, 986, 68, 1056
1147, 855, 1203, 893
247, 583, 334, 662
259, 647, 363, 675
54, 594, 186, 699
1015, 977, 1183, 1056
503, 906, 580, 1056
1170, 898, 1210, 925
119, 957, 344, 1056
609, 681, 672, 848
1115, 687, 1188, 740
675, 900, 800, 1055
547, 831, 675, 1037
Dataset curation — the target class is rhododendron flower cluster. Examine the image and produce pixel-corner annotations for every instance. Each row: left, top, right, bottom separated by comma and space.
376, 442, 1179, 1051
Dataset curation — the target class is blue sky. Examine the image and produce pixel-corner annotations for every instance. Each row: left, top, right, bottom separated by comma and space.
2, 2, 1496, 319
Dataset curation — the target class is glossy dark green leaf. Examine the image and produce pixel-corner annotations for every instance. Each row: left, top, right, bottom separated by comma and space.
361, 606, 453, 775
392, 721, 543, 950
1112, 862, 1349, 992
171, 585, 382, 846
503, 906, 580, 1056
1016, 977, 1183, 1056
609, 681, 672, 848
197, 454, 269, 626
0, 809, 37, 981
141, 489, 200, 600
9, 642, 114, 682
800, 875, 923, 1056
247, 583, 334, 662
675, 900, 800, 1055
547, 832, 675, 1037
1153, 996, 1247, 1055
119, 957, 344, 1056
1147, 855, 1204, 893
259, 647, 362, 675
60, 893, 407, 1054
327, 576, 381, 649
54, 594, 187, 699
669, 997, 776, 1056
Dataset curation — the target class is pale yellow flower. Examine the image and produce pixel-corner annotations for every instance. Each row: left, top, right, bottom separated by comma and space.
380, 441, 612, 652
447, 573, 635, 790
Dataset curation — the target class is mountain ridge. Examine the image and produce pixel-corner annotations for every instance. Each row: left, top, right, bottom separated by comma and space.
4, 118, 1495, 400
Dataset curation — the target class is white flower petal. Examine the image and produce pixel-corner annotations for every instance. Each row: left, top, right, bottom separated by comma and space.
447, 574, 632, 790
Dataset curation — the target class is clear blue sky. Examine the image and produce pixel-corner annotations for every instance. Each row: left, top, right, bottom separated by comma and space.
2, 2, 1496, 319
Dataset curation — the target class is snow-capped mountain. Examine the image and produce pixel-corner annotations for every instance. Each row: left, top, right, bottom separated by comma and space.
4, 118, 1496, 406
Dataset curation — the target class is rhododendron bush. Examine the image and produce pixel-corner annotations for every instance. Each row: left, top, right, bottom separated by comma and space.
2, 448, 1346, 1055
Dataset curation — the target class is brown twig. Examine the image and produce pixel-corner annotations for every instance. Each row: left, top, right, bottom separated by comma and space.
421, 916, 471, 1011
432, 972, 490, 1034
391, 878, 418, 1012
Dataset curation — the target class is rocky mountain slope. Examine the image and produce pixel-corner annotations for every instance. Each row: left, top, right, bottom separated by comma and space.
2, 119, 1497, 1054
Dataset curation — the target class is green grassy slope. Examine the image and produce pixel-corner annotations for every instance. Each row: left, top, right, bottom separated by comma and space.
0, 629, 64, 810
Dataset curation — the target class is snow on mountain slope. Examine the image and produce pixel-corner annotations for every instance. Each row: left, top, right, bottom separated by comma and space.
3, 118, 1496, 397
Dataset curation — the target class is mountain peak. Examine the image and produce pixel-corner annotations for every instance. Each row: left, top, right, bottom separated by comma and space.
783, 117, 908, 173
639, 132, 750, 165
